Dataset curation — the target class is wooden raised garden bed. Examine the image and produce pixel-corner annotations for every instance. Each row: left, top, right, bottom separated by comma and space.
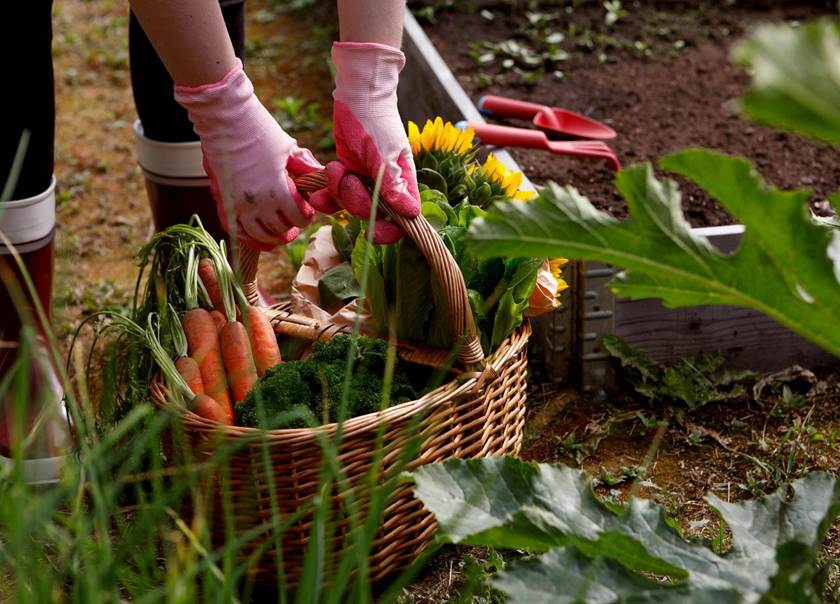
397, 8, 835, 398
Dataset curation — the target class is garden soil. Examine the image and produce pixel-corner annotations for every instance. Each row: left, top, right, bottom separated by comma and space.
419, 0, 840, 226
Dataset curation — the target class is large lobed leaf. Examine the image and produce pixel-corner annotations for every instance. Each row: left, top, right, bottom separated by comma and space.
733, 19, 840, 144
466, 149, 840, 358
409, 458, 840, 603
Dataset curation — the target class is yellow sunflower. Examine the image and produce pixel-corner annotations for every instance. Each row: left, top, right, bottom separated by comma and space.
549, 258, 570, 301
471, 154, 535, 201
408, 117, 475, 157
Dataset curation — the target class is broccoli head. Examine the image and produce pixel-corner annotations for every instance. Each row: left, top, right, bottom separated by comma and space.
236, 335, 417, 429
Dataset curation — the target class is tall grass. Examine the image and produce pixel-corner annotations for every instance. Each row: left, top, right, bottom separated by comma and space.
0, 168, 440, 602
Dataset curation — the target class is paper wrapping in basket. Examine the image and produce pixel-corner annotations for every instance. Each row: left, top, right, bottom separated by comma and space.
290, 226, 372, 329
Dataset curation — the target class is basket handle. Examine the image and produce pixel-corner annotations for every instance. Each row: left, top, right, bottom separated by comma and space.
238, 170, 485, 366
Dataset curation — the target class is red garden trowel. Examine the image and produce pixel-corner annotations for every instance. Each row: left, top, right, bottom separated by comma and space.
458, 121, 621, 171
477, 94, 616, 141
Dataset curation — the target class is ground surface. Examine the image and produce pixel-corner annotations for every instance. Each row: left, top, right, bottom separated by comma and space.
44, 1, 840, 602
417, 0, 840, 226
402, 367, 840, 602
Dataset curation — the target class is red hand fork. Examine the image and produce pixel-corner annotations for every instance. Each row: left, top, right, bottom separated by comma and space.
460, 122, 621, 171
478, 95, 616, 141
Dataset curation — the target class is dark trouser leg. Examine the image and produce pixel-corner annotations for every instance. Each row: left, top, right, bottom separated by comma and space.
129, 0, 246, 242
0, 2, 68, 479
0, 1, 56, 342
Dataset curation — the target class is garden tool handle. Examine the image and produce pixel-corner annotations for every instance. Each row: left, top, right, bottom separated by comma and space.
238, 170, 484, 366
478, 95, 547, 120
467, 122, 550, 150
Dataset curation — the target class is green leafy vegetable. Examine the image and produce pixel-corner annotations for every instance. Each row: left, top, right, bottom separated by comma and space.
330, 180, 542, 352
466, 150, 840, 358
236, 335, 416, 429
395, 239, 433, 342
409, 457, 840, 603
317, 263, 360, 311
603, 335, 754, 411
330, 218, 355, 263
285, 225, 319, 272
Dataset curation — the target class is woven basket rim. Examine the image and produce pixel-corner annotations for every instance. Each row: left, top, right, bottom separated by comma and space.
150, 321, 531, 440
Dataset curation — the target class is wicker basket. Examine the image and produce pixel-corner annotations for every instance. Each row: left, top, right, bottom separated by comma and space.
150, 171, 531, 584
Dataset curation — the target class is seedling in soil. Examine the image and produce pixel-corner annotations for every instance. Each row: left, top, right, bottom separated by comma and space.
604, 1, 627, 27
769, 384, 809, 418
245, 34, 284, 60
411, 0, 456, 24
272, 95, 321, 132
594, 464, 640, 487
448, 549, 508, 604
57, 169, 92, 207
740, 414, 818, 496
468, 37, 569, 80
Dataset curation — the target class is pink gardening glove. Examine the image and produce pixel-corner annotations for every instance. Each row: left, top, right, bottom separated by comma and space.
174, 59, 324, 250
308, 42, 420, 245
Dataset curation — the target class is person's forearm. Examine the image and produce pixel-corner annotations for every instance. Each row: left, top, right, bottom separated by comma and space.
337, 0, 405, 48
129, 0, 236, 86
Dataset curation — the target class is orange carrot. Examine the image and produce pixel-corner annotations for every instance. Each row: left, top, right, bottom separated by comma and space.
182, 308, 233, 422
246, 306, 282, 377
175, 356, 204, 395
220, 321, 258, 403
189, 394, 230, 424
198, 257, 224, 312
210, 310, 227, 334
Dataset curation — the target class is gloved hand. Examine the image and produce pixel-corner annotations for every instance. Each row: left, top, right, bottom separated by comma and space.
309, 42, 420, 244
174, 59, 323, 250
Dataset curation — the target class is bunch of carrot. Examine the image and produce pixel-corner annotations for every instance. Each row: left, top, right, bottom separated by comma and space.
174, 246, 282, 425
70, 217, 284, 426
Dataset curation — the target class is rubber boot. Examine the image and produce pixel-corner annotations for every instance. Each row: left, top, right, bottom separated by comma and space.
0, 177, 71, 485
134, 120, 276, 305
133, 120, 228, 243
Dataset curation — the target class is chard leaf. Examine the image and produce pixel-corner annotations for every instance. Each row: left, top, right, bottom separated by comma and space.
733, 19, 840, 144
490, 290, 519, 350
330, 218, 354, 263
466, 150, 840, 358
409, 458, 840, 603
426, 275, 454, 349
351, 234, 388, 333
421, 201, 449, 230
317, 263, 359, 310
395, 239, 433, 342
381, 242, 398, 302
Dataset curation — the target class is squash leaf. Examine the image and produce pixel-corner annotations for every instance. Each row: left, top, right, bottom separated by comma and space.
409, 458, 840, 603
466, 150, 840, 358
732, 19, 840, 144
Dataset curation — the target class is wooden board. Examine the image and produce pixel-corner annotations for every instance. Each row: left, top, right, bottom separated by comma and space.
581, 226, 836, 398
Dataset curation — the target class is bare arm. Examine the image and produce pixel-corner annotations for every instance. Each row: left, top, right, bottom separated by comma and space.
129, 0, 236, 86
337, 0, 405, 48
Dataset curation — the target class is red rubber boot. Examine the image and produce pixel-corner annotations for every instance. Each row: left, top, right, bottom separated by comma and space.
0, 177, 72, 485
